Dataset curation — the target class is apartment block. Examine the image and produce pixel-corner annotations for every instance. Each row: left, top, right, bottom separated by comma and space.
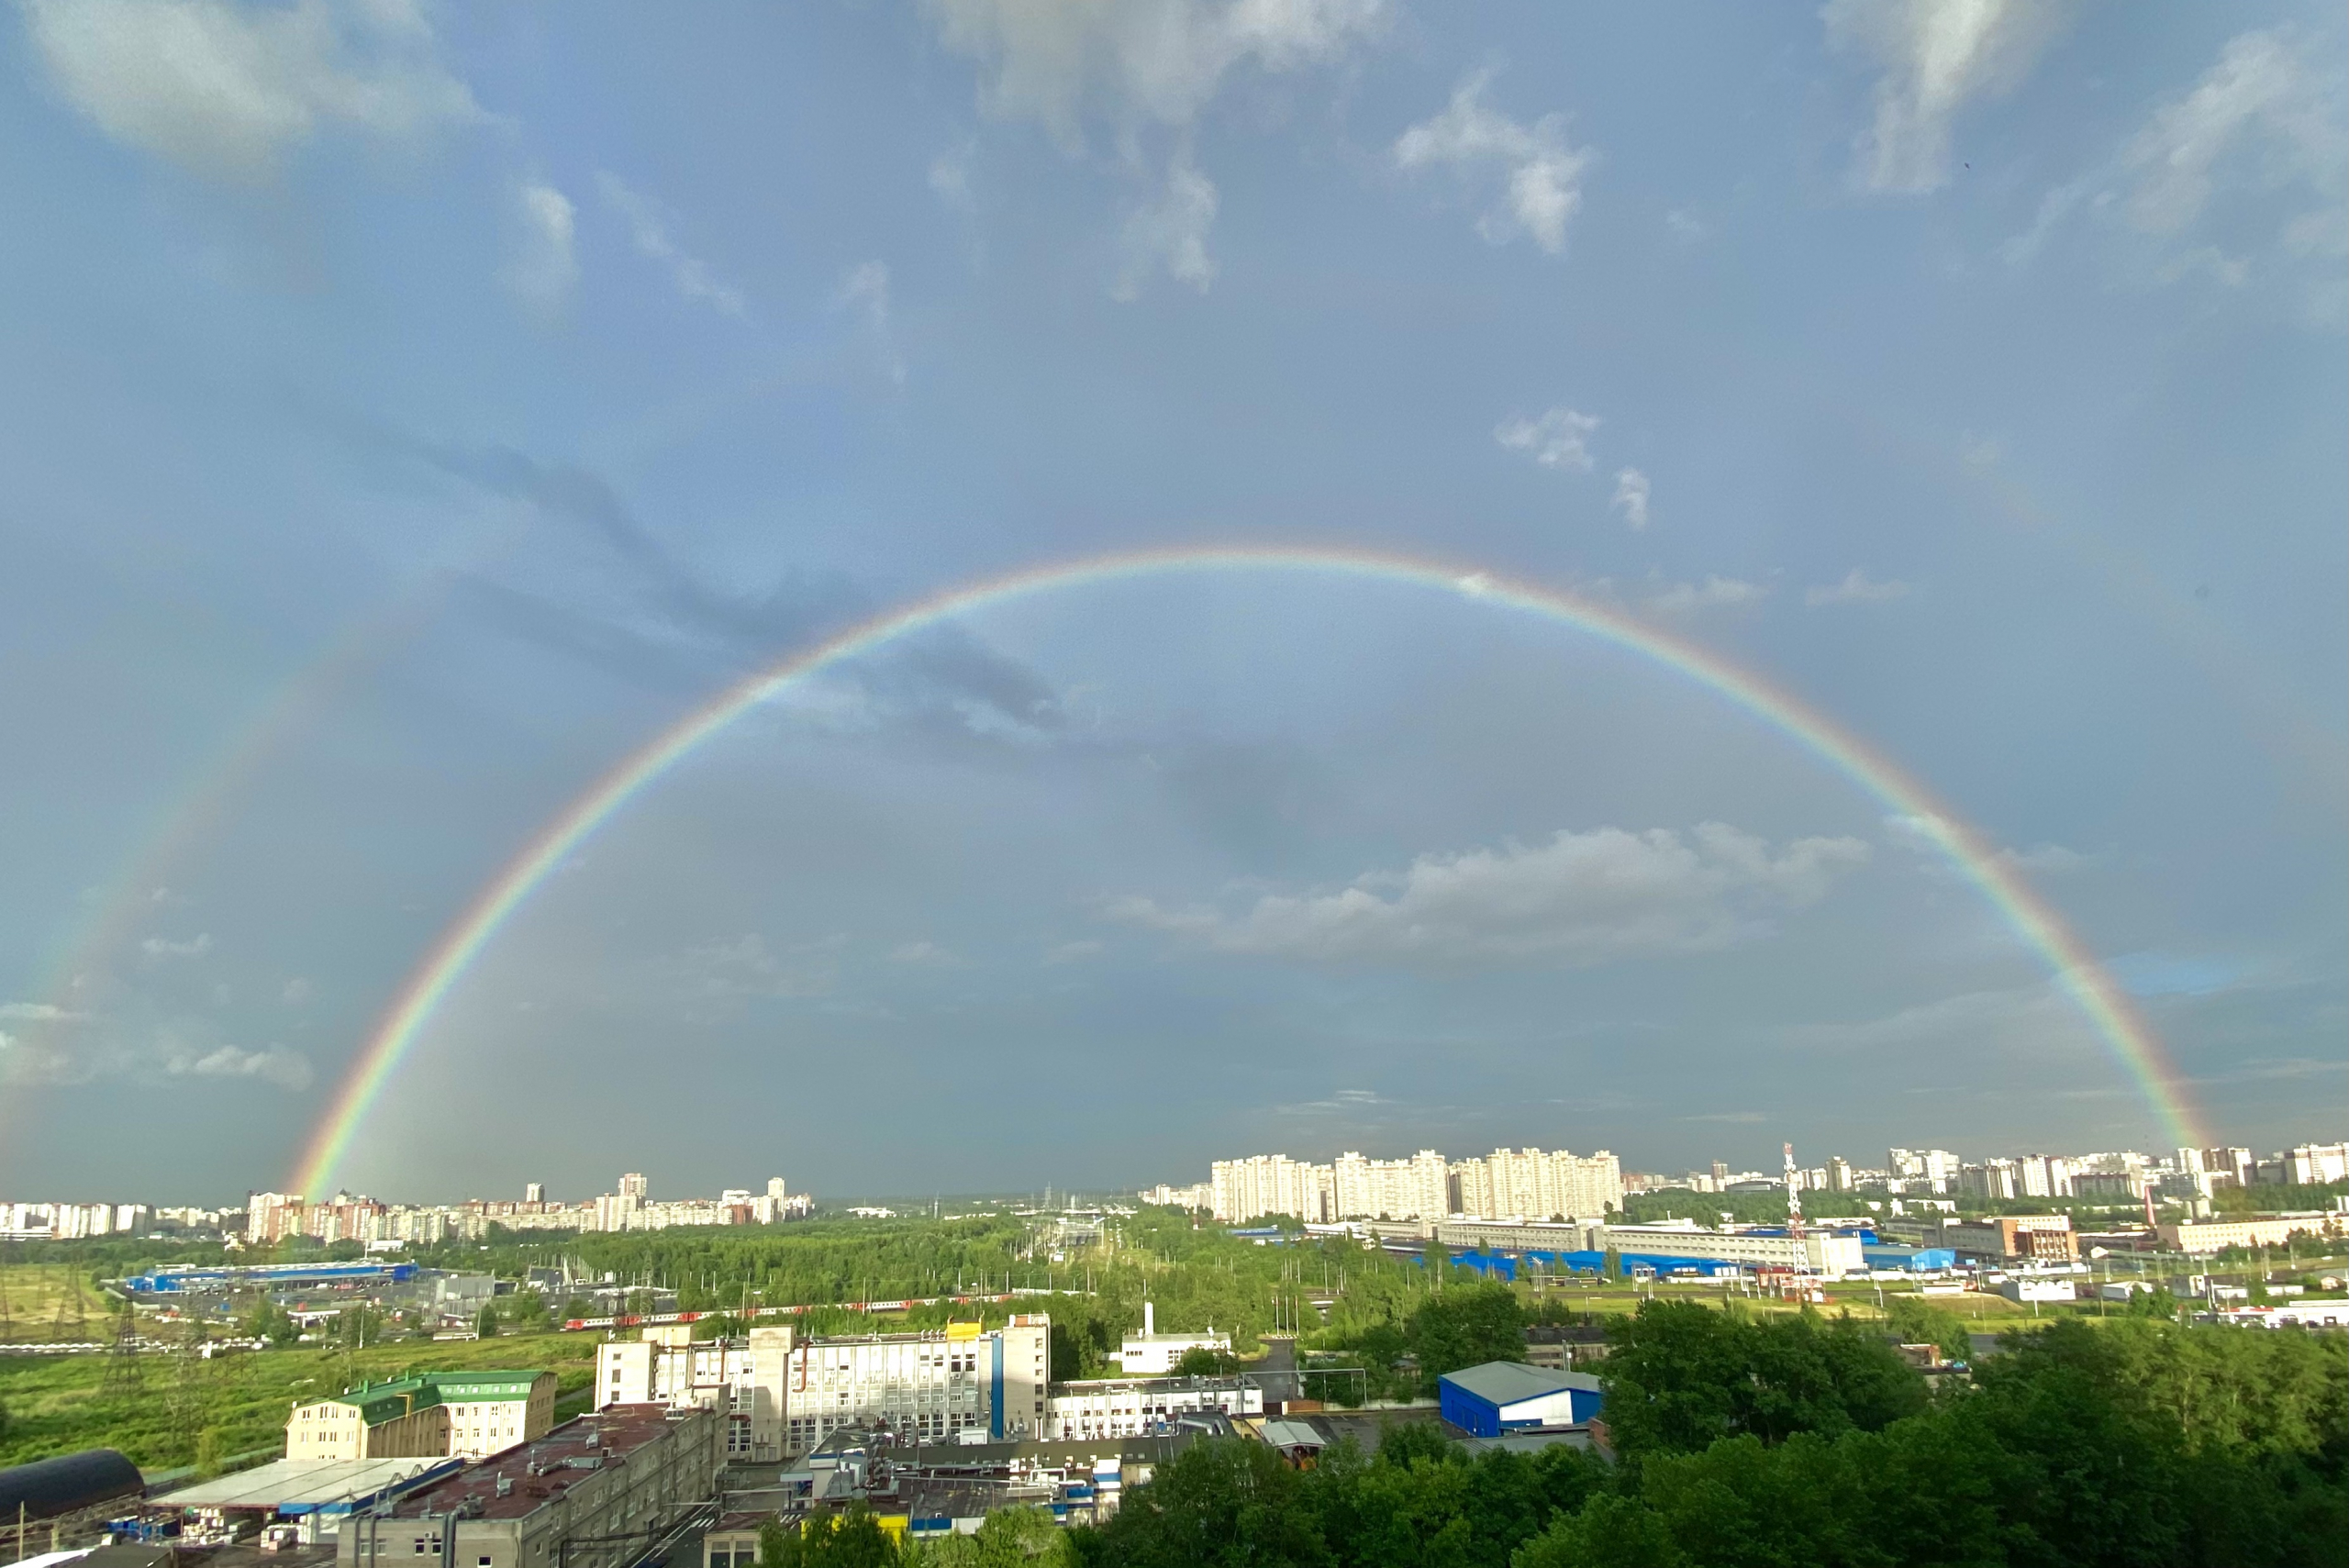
288, 1373, 557, 1461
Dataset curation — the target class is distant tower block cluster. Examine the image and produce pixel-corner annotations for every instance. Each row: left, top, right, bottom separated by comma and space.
1207, 1146, 1623, 1223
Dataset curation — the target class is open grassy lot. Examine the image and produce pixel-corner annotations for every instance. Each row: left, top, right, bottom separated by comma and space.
0, 1330, 599, 1472
0, 1263, 118, 1345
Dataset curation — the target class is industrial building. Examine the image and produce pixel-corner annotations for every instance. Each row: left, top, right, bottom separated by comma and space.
2159, 1214, 2344, 1254
1431, 1218, 1866, 1274
1042, 1374, 1262, 1440
152, 1458, 462, 1548
596, 1317, 1051, 1458
1941, 1215, 2079, 1265
287, 1373, 556, 1461
1437, 1363, 1604, 1439
596, 1326, 795, 1460
334, 1407, 718, 1568
1107, 1302, 1227, 1375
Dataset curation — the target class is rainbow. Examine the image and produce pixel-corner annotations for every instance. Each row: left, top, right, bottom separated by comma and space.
290, 544, 2203, 1193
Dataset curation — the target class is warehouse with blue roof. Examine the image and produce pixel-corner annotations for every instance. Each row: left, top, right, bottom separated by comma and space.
1438, 1362, 1604, 1438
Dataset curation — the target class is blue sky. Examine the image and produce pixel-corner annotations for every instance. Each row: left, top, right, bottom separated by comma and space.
0, 0, 2342, 1205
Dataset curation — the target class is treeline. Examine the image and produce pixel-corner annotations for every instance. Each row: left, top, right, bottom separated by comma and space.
1072, 1307, 2348, 1567
417, 1208, 1458, 1362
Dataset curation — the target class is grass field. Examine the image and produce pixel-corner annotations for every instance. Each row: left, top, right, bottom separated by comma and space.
0, 1330, 599, 1472
0, 1264, 118, 1345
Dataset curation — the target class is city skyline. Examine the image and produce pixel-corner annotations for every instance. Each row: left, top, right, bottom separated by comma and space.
1, 5, 2343, 1198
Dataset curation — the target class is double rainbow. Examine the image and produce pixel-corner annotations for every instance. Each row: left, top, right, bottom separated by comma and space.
290, 545, 2201, 1194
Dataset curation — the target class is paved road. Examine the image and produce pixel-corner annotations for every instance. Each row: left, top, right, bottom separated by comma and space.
1255, 1335, 1299, 1404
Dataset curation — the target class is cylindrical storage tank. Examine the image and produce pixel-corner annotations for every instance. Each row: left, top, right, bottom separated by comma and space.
0, 1449, 146, 1521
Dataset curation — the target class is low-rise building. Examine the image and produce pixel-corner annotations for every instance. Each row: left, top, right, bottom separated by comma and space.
1431, 1218, 1865, 1274
335, 1407, 718, 1568
1437, 1363, 1603, 1439
2158, 1214, 2343, 1254
288, 1373, 556, 1461
1042, 1375, 1262, 1440
1942, 1216, 2078, 1265
1108, 1303, 1227, 1376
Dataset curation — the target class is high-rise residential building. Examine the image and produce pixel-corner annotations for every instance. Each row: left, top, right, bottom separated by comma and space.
2287, 1144, 2349, 1185
1827, 1157, 1854, 1192
1958, 1159, 2022, 1201
1209, 1155, 1332, 1223
1887, 1149, 1960, 1192
248, 1191, 304, 1243
618, 1173, 650, 1200
1451, 1149, 1622, 1221
524, 1183, 545, 1205
1331, 1151, 1449, 1220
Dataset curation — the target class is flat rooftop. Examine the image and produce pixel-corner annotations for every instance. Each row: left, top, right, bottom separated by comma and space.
377, 1406, 688, 1523
153, 1458, 459, 1513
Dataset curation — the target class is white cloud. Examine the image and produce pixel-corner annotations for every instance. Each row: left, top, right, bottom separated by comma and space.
889, 940, 969, 967
0, 1001, 74, 1021
20, 0, 480, 181
1646, 575, 1767, 614
0, 1029, 88, 1085
506, 180, 578, 317
1044, 940, 1105, 964
929, 141, 975, 207
1108, 823, 1868, 967
281, 977, 313, 1005
1394, 72, 1593, 253
927, 0, 1386, 145
1495, 406, 1598, 472
139, 932, 212, 959
836, 260, 907, 384
1117, 151, 1219, 297
928, 1, 1381, 298
1822, 0, 2070, 195
164, 1043, 312, 1090
1999, 29, 2344, 313
658, 933, 837, 999
1804, 568, 1910, 606
1665, 206, 1709, 242
596, 172, 747, 318
2121, 30, 2343, 240
1610, 467, 1652, 529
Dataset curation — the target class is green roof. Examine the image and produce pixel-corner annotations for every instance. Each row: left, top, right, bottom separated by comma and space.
429, 1373, 547, 1403
331, 1372, 547, 1425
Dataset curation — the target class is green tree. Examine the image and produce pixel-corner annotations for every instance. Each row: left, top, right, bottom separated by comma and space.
905, 1507, 1067, 1567
1512, 1493, 1687, 1568
1173, 1346, 1237, 1377
762, 1506, 899, 1568
240, 1300, 299, 1347
1408, 1284, 1525, 1395
194, 1428, 222, 1478
475, 1303, 500, 1339
1883, 1296, 1971, 1364
1070, 1439, 1328, 1567
1598, 1302, 1924, 1458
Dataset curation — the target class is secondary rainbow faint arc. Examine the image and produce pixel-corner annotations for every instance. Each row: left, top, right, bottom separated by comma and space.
290, 544, 2203, 1193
